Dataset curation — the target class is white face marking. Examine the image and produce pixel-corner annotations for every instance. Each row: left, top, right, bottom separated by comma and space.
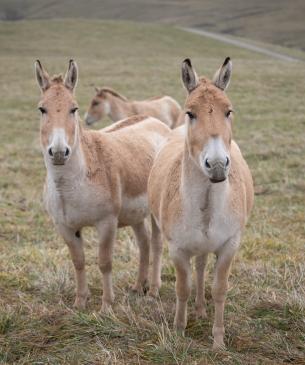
45, 127, 73, 166
200, 136, 230, 181
48, 128, 68, 153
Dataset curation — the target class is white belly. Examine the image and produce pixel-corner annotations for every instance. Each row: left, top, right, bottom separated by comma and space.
118, 194, 149, 227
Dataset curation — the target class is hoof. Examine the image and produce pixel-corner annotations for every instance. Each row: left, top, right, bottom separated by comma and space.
195, 306, 207, 319
100, 301, 113, 315
131, 282, 148, 295
148, 286, 160, 298
73, 294, 88, 310
174, 321, 186, 336
174, 326, 185, 337
212, 339, 226, 351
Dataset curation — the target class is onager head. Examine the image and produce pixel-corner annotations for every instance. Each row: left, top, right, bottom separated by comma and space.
84, 87, 120, 125
35, 60, 79, 166
182, 57, 233, 183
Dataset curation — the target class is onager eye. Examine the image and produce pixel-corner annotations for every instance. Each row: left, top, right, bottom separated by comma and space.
226, 110, 233, 118
38, 107, 47, 114
70, 107, 78, 114
92, 101, 100, 107
186, 111, 196, 120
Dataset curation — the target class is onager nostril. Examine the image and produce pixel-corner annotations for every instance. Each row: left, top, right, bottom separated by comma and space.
225, 157, 230, 167
48, 147, 53, 157
65, 148, 70, 157
205, 159, 211, 169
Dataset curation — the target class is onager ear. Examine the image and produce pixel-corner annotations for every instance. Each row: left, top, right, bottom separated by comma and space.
213, 57, 232, 91
182, 58, 199, 93
35, 60, 50, 92
64, 59, 78, 91
95, 87, 101, 93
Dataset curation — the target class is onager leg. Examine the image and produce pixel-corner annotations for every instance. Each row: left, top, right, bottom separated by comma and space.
96, 219, 117, 313
148, 215, 163, 297
195, 254, 208, 318
57, 224, 88, 309
212, 235, 239, 350
171, 249, 192, 334
131, 221, 150, 293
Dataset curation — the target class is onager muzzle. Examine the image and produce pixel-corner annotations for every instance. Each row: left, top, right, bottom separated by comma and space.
84, 112, 96, 125
201, 137, 230, 183
48, 128, 71, 166
204, 156, 230, 183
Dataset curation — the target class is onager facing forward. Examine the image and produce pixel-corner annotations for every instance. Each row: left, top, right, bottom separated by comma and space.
84, 87, 181, 128
148, 58, 254, 349
35, 60, 170, 312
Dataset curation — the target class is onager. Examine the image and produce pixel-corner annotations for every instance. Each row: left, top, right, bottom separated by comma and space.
35, 60, 170, 312
148, 58, 254, 349
84, 87, 181, 128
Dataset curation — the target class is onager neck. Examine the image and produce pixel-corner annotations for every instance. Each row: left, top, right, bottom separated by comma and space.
181, 144, 229, 216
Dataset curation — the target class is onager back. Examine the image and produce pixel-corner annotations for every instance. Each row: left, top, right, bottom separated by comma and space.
84, 87, 181, 128
35, 60, 171, 312
148, 58, 254, 349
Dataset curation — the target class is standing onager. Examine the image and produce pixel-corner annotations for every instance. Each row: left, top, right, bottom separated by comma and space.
148, 58, 254, 349
84, 87, 181, 128
35, 60, 171, 312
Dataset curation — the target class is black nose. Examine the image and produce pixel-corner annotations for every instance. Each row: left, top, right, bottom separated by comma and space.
65, 148, 70, 157
48, 147, 53, 157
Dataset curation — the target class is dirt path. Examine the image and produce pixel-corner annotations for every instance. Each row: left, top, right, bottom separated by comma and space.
182, 27, 302, 62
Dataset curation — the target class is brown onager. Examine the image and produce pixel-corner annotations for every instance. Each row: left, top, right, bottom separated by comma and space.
84, 87, 181, 128
148, 58, 254, 349
35, 60, 170, 312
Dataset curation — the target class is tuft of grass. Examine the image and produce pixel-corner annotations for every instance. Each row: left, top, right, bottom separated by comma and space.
0, 19, 305, 364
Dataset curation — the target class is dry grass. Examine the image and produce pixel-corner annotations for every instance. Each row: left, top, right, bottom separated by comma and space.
1, 1, 305, 51
0, 19, 305, 364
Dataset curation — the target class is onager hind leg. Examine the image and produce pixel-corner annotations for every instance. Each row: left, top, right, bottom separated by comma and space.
96, 219, 117, 313
212, 235, 239, 350
171, 249, 192, 334
148, 215, 163, 297
57, 224, 88, 309
195, 254, 208, 318
131, 221, 150, 294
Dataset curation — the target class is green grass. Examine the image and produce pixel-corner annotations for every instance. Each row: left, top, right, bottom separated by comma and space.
0, 19, 305, 364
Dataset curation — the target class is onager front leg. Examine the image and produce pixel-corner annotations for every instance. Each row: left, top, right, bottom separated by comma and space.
171, 249, 192, 334
96, 219, 117, 313
195, 254, 208, 318
148, 215, 163, 297
131, 221, 150, 293
57, 224, 88, 309
212, 236, 239, 350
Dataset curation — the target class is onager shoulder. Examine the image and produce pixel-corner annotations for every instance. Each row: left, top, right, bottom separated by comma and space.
149, 134, 184, 228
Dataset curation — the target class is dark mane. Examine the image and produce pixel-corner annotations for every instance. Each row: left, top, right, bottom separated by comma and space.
98, 87, 128, 101
51, 74, 64, 84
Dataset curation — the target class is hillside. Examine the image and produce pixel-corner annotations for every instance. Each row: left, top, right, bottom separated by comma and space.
1, 0, 305, 50
0, 20, 305, 365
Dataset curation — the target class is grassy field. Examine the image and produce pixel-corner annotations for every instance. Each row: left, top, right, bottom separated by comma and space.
1, 1, 305, 51
0, 19, 305, 365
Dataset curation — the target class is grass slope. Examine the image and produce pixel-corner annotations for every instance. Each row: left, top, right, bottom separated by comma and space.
0, 19, 305, 365
1, 1, 305, 51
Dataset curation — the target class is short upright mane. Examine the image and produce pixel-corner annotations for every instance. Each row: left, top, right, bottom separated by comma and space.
51, 74, 64, 84
98, 87, 128, 101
